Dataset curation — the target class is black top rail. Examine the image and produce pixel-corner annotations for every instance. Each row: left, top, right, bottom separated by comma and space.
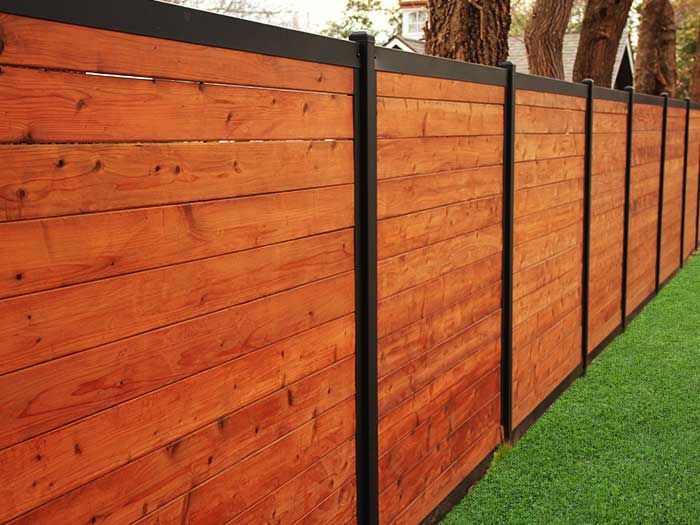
593, 86, 629, 103
634, 92, 666, 106
374, 47, 507, 87
0, 0, 359, 68
515, 72, 588, 97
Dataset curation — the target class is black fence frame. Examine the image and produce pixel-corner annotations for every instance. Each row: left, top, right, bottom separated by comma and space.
2, 2, 700, 524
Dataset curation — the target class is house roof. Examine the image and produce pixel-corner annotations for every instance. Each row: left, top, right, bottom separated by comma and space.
508, 29, 632, 85
385, 29, 633, 86
385, 34, 425, 54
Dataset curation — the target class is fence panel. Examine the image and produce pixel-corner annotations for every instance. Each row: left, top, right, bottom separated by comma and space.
687, 108, 700, 256
0, 4, 699, 524
588, 93, 627, 352
511, 85, 585, 428
659, 104, 686, 283
627, 100, 663, 315
375, 69, 504, 524
0, 13, 357, 525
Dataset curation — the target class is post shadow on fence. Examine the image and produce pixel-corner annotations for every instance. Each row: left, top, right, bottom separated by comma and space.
0, 3, 699, 524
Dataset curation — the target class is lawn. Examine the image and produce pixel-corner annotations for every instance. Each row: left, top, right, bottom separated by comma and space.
443, 255, 700, 524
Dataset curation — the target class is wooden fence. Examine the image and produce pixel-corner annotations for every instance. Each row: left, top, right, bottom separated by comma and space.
0, 3, 699, 525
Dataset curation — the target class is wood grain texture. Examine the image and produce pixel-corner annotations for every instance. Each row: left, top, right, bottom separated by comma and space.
377, 136, 502, 180
378, 252, 501, 340
378, 97, 503, 138
378, 196, 502, 260
0, 229, 353, 374
515, 133, 585, 162
0, 66, 353, 143
378, 165, 502, 219
377, 72, 504, 104
182, 401, 355, 525
9, 362, 354, 525
0, 140, 353, 221
0, 14, 353, 93
516, 106, 585, 134
0, 337, 355, 523
0, 185, 353, 298
378, 224, 501, 299
516, 90, 586, 111
0, 274, 353, 450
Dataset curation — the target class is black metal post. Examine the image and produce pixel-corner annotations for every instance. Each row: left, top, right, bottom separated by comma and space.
655, 93, 669, 292
582, 79, 593, 370
621, 87, 634, 330
499, 61, 515, 441
350, 31, 378, 525
681, 98, 691, 267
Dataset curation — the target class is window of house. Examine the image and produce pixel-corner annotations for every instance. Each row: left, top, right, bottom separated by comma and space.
404, 9, 427, 39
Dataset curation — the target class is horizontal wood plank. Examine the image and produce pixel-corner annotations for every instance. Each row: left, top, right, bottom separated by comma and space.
0, 66, 353, 143
0, 140, 353, 221
0, 14, 353, 93
377, 72, 504, 104
378, 97, 503, 138
0, 185, 353, 298
377, 136, 502, 180
9, 363, 354, 525
0, 229, 353, 374
0, 274, 353, 449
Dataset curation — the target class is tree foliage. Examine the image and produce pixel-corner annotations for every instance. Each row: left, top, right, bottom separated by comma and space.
673, 0, 700, 97
321, 0, 400, 42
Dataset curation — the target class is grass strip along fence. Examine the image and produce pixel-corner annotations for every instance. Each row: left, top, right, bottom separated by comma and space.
0, 2, 698, 525
442, 255, 700, 524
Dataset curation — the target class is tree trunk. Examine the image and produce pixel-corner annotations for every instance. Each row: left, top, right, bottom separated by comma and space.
425, 0, 510, 66
687, 28, 700, 101
635, 0, 677, 96
525, 0, 575, 79
572, 0, 633, 86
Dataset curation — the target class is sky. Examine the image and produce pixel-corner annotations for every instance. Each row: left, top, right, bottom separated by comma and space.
161, 0, 399, 35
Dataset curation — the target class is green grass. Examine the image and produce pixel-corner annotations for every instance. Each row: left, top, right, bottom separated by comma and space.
443, 255, 700, 525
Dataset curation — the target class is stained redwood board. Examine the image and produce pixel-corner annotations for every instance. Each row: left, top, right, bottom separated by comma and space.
375, 70, 504, 524
512, 99, 584, 430
182, 414, 355, 525
0, 275, 353, 449
378, 252, 501, 340
0, 140, 353, 222
516, 90, 586, 111
513, 307, 581, 426
378, 312, 500, 416
515, 106, 585, 134
390, 426, 501, 525
377, 224, 501, 300
377, 97, 503, 138
377, 71, 504, 104
515, 178, 583, 218
684, 126, 700, 257
515, 133, 585, 162
9, 365, 354, 525
0, 345, 355, 523
0, 14, 353, 94
0, 185, 353, 299
377, 136, 502, 180
0, 66, 353, 143
379, 397, 501, 525
377, 165, 502, 219
514, 200, 583, 247
515, 156, 584, 190
588, 119, 626, 353
378, 196, 502, 260
379, 284, 501, 380
0, 229, 354, 374
378, 361, 500, 457
595, 99, 627, 114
